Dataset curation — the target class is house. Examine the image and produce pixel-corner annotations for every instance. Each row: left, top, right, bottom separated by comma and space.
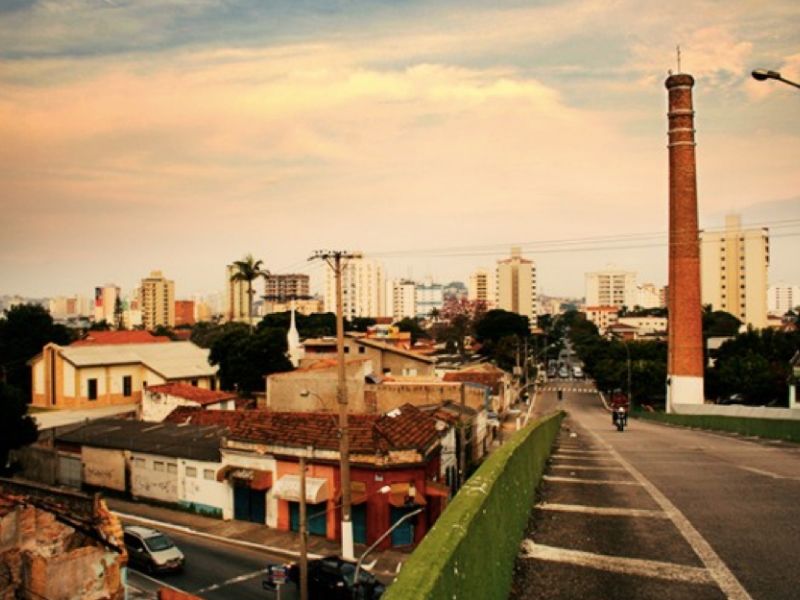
29, 340, 219, 409
606, 322, 638, 341
55, 418, 231, 518
0, 478, 126, 600
584, 306, 619, 335
70, 330, 171, 346
166, 404, 447, 549
141, 383, 237, 422
443, 363, 513, 412
301, 333, 436, 377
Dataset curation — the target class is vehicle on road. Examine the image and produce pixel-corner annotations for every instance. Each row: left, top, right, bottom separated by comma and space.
609, 390, 630, 432
572, 366, 583, 379
558, 366, 569, 379
263, 556, 385, 599
123, 526, 184, 574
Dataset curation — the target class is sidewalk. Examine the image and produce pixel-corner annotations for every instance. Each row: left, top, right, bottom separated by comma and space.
107, 497, 412, 579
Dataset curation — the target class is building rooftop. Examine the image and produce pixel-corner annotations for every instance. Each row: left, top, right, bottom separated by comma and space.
71, 330, 171, 346
146, 383, 236, 405
57, 418, 226, 462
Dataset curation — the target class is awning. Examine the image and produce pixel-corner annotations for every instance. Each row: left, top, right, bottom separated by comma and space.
334, 481, 368, 505
425, 480, 451, 499
272, 475, 330, 504
388, 482, 427, 508
216, 466, 273, 491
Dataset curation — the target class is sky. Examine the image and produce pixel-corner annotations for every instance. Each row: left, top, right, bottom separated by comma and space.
1, 0, 799, 300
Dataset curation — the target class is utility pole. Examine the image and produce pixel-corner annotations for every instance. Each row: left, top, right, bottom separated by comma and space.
459, 383, 467, 488
299, 452, 308, 600
309, 250, 362, 560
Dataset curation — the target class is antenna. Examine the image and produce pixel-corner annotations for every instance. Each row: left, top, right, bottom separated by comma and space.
676, 45, 682, 73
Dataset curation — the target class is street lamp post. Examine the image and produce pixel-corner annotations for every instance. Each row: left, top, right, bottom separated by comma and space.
751, 69, 800, 90
621, 340, 632, 404
352, 507, 423, 599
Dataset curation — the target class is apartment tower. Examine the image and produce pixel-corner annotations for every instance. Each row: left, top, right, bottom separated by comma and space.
139, 271, 175, 329
701, 214, 769, 328
585, 269, 637, 309
468, 268, 496, 308
225, 264, 250, 323
496, 247, 537, 328
324, 256, 386, 319
665, 72, 704, 409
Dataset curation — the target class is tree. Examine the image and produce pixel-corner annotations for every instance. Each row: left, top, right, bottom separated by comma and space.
258, 312, 337, 338
89, 319, 112, 331
474, 309, 530, 345
436, 298, 486, 357
230, 254, 269, 329
347, 317, 376, 333
0, 383, 38, 473
0, 304, 74, 398
209, 326, 293, 395
394, 317, 429, 345
702, 307, 741, 338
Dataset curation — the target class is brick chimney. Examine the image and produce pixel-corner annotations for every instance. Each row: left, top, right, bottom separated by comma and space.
665, 73, 704, 410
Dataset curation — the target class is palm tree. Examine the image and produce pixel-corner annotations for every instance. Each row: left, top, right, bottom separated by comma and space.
230, 254, 270, 329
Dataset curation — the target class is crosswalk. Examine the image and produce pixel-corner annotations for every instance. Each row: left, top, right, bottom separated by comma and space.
541, 386, 597, 394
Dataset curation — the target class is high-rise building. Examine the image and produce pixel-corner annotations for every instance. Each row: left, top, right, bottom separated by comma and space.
701, 214, 769, 329
768, 283, 800, 316
415, 278, 444, 319
636, 283, 664, 309
225, 264, 250, 323
324, 255, 386, 319
49, 295, 93, 319
585, 269, 637, 309
139, 271, 175, 330
496, 247, 537, 327
387, 279, 417, 321
264, 274, 310, 301
93, 284, 121, 325
468, 269, 496, 308
174, 300, 195, 327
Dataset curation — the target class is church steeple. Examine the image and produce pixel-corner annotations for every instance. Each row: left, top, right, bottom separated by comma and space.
287, 301, 302, 367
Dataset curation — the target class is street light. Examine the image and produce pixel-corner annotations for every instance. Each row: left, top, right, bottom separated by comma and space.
751, 69, 800, 90
352, 507, 424, 599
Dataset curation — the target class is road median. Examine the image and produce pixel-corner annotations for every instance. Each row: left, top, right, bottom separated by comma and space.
635, 411, 800, 443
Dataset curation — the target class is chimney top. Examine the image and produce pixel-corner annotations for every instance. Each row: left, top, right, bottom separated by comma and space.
665, 73, 694, 89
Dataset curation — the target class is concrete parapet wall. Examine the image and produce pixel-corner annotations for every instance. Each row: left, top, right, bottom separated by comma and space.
671, 403, 800, 421
638, 410, 800, 443
383, 411, 564, 600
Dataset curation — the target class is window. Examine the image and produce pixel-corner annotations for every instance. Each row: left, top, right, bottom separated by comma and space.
186, 466, 197, 478
87, 379, 98, 401
123, 376, 132, 397
203, 469, 215, 480
191, 379, 198, 387
344, 346, 350, 353
210, 379, 216, 391
153, 461, 165, 472
167, 463, 177, 474
358, 346, 366, 354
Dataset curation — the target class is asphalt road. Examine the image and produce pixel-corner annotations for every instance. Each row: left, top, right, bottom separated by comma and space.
126, 526, 285, 600
513, 381, 800, 600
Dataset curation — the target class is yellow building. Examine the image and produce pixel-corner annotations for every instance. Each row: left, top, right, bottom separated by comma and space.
139, 270, 175, 329
29, 341, 218, 409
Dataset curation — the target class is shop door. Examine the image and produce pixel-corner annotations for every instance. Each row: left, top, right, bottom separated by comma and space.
352, 504, 367, 544
390, 506, 417, 547
289, 502, 327, 536
234, 484, 266, 523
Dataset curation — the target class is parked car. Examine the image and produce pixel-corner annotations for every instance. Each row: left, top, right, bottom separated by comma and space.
558, 366, 569, 379
263, 556, 385, 599
123, 526, 184, 574
572, 366, 584, 379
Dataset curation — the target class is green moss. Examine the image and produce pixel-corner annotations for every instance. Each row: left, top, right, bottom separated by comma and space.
635, 411, 800, 443
383, 411, 564, 600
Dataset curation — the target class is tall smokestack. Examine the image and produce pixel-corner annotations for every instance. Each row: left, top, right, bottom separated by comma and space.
665, 72, 704, 411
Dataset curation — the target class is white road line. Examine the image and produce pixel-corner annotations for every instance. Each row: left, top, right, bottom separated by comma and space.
554, 449, 610, 455
127, 569, 187, 593
550, 456, 619, 462
536, 502, 669, 519
519, 540, 713, 586
738, 465, 800, 481
550, 464, 626, 472
542, 475, 640, 485
586, 431, 753, 600
194, 568, 270, 594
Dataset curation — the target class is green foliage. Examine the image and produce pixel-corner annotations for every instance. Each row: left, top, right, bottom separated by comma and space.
702, 308, 742, 337
89, 319, 112, 331
434, 298, 486, 357
208, 326, 293, 395
230, 254, 269, 326
0, 304, 74, 397
636, 412, 800, 443
0, 383, 38, 473
383, 412, 564, 600
474, 310, 530, 344
394, 317, 428, 345
258, 311, 338, 338
152, 324, 178, 340
347, 317, 376, 333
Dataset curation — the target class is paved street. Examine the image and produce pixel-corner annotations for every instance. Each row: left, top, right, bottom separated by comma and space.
512, 382, 800, 600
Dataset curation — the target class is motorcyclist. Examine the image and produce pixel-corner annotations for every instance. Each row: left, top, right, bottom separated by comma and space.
609, 389, 629, 427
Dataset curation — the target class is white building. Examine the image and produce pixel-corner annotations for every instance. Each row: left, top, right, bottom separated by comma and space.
636, 283, 664, 309
415, 278, 444, 319
93, 284, 121, 325
468, 269, 496, 308
324, 255, 386, 319
585, 269, 637, 309
387, 279, 417, 321
767, 283, 800, 316
141, 383, 237, 422
496, 247, 537, 327
49, 295, 93, 319
701, 214, 769, 328
225, 265, 250, 323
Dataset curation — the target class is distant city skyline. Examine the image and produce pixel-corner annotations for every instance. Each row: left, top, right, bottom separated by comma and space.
1, 1, 798, 299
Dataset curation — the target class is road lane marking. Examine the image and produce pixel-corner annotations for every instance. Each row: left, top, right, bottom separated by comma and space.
194, 567, 270, 594
551, 456, 618, 462
737, 465, 800, 481
127, 569, 187, 593
543, 475, 640, 485
553, 450, 611, 455
550, 464, 625, 471
586, 431, 753, 600
536, 502, 669, 518
519, 540, 713, 585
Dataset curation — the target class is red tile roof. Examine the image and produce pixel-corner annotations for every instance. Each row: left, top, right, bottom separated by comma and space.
147, 383, 236, 405
164, 404, 439, 454
71, 331, 170, 346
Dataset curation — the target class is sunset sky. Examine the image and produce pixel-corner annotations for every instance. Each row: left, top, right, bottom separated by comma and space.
1, 0, 798, 299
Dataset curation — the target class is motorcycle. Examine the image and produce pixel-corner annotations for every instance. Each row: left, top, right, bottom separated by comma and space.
612, 406, 628, 431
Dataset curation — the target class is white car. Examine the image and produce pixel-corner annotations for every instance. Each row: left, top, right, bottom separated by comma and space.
573, 366, 584, 379
123, 526, 185, 574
